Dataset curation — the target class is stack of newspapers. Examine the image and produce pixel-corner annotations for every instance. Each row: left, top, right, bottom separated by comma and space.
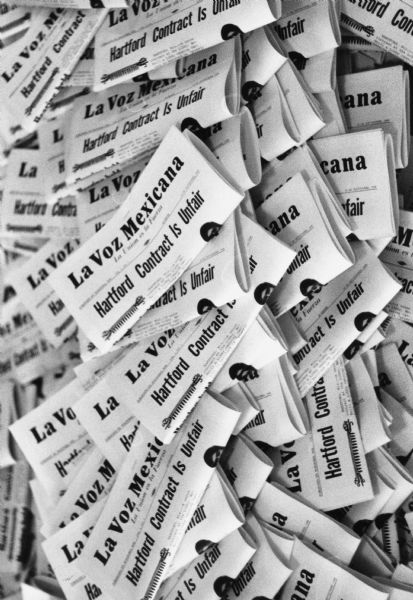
4, 0, 413, 598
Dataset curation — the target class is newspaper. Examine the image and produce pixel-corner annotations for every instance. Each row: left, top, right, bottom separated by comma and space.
1, 148, 79, 239
9, 378, 92, 500
167, 467, 245, 576
252, 143, 353, 239
341, 0, 413, 67
9, 238, 80, 346
254, 481, 361, 564
42, 502, 109, 600
158, 528, 256, 600
271, 358, 373, 510
211, 310, 289, 393
93, 0, 281, 89
76, 394, 239, 600
73, 376, 143, 468
251, 61, 325, 160
271, 0, 341, 58
279, 538, 389, 600
256, 172, 355, 315
0, 8, 107, 139
337, 66, 410, 169
65, 40, 241, 182
241, 25, 286, 102
1, 147, 44, 237
290, 241, 401, 395
50, 126, 244, 353
310, 130, 398, 244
